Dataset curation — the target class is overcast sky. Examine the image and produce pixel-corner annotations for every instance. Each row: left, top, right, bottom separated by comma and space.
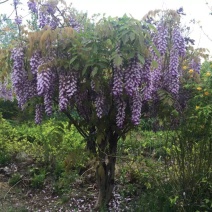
1, 0, 212, 57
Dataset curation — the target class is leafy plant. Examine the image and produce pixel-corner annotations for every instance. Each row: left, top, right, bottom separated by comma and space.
9, 173, 22, 186
30, 169, 46, 189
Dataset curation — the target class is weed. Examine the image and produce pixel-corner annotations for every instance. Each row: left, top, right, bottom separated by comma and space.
9, 173, 22, 186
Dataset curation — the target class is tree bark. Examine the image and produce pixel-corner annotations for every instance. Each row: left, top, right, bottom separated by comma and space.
86, 126, 97, 154
95, 131, 118, 210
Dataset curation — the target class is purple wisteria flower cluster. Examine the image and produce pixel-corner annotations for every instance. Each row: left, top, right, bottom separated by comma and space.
15, 16, 22, 25
0, 82, 13, 101
166, 27, 186, 95
112, 66, 123, 97
27, 0, 59, 29
153, 23, 168, 56
131, 91, 142, 125
115, 98, 126, 128
113, 56, 149, 127
59, 71, 77, 111
11, 47, 27, 108
94, 93, 105, 118
189, 59, 201, 74
36, 59, 56, 116
124, 58, 142, 96
27, 0, 38, 14
35, 104, 43, 124
150, 22, 186, 97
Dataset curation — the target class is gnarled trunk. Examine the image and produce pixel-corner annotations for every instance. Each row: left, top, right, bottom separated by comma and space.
86, 126, 97, 154
95, 131, 118, 210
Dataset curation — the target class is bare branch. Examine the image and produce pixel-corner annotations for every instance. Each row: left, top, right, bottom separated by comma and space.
0, 0, 9, 4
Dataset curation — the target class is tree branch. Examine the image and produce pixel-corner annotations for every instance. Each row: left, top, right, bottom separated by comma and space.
53, 99, 88, 138
13, 0, 21, 38
63, 110, 89, 139
0, 0, 9, 4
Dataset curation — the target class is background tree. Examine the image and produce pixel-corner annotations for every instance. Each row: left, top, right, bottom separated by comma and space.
0, 14, 18, 48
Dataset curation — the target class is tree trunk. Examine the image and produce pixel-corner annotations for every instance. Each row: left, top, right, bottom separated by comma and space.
95, 132, 118, 210
86, 126, 97, 154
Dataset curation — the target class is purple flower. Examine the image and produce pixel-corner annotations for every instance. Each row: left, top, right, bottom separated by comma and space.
116, 98, 126, 128
166, 48, 180, 95
27, 1, 38, 13
59, 71, 77, 111
15, 16, 22, 25
112, 66, 123, 96
124, 58, 142, 96
131, 91, 142, 125
13, 0, 20, 7
172, 27, 186, 57
94, 93, 105, 118
153, 23, 168, 56
189, 59, 201, 74
35, 104, 43, 124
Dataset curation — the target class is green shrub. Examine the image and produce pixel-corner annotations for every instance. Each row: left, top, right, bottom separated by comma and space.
30, 169, 46, 189
161, 61, 212, 211
0, 152, 12, 165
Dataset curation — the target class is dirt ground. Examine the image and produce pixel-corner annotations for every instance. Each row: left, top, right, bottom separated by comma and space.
0, 172, 97, 211
0, 162, 133, 212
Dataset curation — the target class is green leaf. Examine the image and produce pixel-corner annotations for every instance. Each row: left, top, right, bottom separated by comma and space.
92, 67, 98, 77
137, 54, 145, 64
93, 44, 98, 54
151, 60, 158, 68
129, 32, 135, 42
69, 56, 78, 65
97, 133, 105, 145
152, 45, 160, 57
114, 54, 123, 67
167, 98, 173, 106
148, 24, 157, 31
122, 34, 129, 44
82, 65, 88, 76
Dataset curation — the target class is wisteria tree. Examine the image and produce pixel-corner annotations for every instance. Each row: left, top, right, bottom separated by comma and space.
0, 0, 202, 209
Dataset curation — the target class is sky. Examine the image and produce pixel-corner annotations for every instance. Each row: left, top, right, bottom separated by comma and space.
1, 0, 212, 57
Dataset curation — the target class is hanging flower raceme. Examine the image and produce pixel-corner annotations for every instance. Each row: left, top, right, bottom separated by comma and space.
44, 92, 53, 115
94, 92, 105, 118
115, 97, 126, 128
131, 91, 142, 125
11, 47, 28, 108
189, 59, 201, 74
172, 27, 186, 57
112, 66, 123, 97
27, 0, 38, 14
30, 51, 41, 75
35, 104, 43, 124
13, 0, 20, 7
15, 16, 22, 25
124, 57, 142, 96
37, 1, 60, 29
69, 15, 84, 32
149, 22, 168, 98
165, 27, 186, 96
153, 22, 168, 56
0, 82, 13, 101
59, 71, 77, 111
37, 67, 52, 96
167, 48, 180, 95
35, 57, 56, 115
